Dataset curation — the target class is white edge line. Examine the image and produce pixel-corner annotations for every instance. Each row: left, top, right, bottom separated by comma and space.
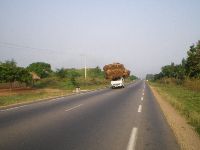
127, 127, 138, 150
1, 97, 64, 112
0, 105, 27, 112
65, 104, 83, 112
138, 105, 142, 112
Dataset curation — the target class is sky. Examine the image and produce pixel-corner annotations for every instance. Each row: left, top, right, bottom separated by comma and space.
0, 0, 200, 78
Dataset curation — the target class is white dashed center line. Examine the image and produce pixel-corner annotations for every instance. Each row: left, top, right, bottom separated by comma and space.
65, 104, 83, 112
141, 97, 143, 101
138, 105, 142, 112
127, 127, 138, 150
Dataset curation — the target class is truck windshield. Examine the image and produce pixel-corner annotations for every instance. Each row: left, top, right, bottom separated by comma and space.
112, 78, 121, 81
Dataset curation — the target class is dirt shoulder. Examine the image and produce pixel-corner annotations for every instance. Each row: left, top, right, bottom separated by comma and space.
150, 85, 200, 150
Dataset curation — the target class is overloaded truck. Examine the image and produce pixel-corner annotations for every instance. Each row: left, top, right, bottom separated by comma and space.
103, 63, 130, 89
110, 77, 125, 88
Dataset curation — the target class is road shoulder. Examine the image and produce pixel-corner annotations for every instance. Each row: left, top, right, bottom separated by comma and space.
149, 85, 200, 150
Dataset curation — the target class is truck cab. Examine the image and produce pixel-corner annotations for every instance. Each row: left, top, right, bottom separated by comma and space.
111, 77, 125, 89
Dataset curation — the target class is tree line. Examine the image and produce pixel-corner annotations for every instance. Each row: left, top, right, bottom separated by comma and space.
0, 60, 107, 88
146, 40, 200, 81
0, 60, 52, 88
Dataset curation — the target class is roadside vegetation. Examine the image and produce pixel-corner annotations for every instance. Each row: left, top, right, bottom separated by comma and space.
0, 60, 136, 107
147, 40, 200, 135
0, 89, 70, 107
150, 82, 200, 135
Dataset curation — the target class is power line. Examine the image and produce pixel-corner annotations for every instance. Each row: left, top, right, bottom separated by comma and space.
0, 41, 54, 51
0, 41, 103, 69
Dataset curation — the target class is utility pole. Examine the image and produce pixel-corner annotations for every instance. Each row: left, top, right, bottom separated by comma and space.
84, 55, 87, 79
80, 54, 87, 80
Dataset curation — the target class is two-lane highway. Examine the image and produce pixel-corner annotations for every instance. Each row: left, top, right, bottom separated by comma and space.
0, 80, 180, 150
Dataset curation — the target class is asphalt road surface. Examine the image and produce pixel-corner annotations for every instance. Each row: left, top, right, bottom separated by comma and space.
0, 80, 180, 150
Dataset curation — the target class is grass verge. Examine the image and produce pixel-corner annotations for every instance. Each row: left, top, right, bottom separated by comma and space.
150, 82, 200, 135
0, 89, 71, 107
0, 83, 109, 108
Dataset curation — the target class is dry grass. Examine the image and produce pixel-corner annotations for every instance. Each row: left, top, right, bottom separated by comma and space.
156, 78, 200, 92
183, 79, 200, 92
0, 88, 71, 107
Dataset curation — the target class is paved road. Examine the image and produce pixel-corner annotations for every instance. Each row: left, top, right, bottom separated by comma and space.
0, 80, 179, 150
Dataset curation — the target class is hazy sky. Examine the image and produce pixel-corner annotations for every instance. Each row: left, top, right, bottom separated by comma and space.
0, 0, 200, 78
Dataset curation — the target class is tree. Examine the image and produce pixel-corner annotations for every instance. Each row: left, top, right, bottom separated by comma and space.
89, 66, 104, 78
0, 60, 32, 88
27, 62, 52, 78
160, 62, 186, 80
154, 73, 164, 80
161, 63, 176, 78
64, 69, 81, 87
0, 66, 4, 82
153, 40, 200, 81
0, 59, 17, 68
130, 75, 138, 80
16, 67, 32, 86
185, 41, 200, 78
146, 74, 154, 80
56, 68, 67, 78
0, 60, 18, 87
174, 64, 185, 80
66, 69, 81, 79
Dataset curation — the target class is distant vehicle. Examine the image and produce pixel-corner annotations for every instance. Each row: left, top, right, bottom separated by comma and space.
111, 77, 125, 89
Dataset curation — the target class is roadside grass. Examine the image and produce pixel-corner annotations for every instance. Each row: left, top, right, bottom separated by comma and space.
0, 89, 70, 107
0, 78, 110, 107
155, 78, 200, 92
150, 82, 200, 135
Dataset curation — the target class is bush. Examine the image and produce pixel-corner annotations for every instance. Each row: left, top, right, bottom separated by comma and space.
183, 79, 200, 92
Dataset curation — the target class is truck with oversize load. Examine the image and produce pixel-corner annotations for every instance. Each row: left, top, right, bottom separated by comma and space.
103, 63, 130, 89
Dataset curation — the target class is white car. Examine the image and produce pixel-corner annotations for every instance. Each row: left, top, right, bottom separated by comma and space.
111, 77, 125, 88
